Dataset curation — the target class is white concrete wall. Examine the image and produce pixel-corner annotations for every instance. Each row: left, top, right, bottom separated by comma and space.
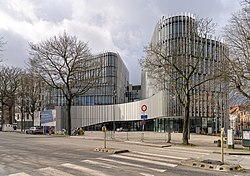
56, 91, 166, 130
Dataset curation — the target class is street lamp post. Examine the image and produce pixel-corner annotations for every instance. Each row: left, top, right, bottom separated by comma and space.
112, 90, 117, 140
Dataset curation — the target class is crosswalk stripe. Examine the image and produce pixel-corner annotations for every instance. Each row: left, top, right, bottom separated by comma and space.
8, 173, 31, 176
97, 158, 166, 172
149, 148, 209, 156
61, 163, 110, 176
110, 154, 177, 168
120, 152, 182, 164
81, 159, 116, 169
163, 148, 209, 155
140, 173, 154, 176
131, 151, 188, 160
38, 167, 74, 176
174, 147, 212, 153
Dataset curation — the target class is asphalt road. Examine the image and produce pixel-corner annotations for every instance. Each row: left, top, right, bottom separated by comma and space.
0, 132, 248, 176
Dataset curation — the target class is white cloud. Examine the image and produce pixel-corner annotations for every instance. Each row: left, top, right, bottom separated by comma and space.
0, 0, 243, 84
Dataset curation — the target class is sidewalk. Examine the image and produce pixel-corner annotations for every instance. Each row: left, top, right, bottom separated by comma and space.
75, 131, 250, 153
15, 128, 249, 155
74, 131, 250, 170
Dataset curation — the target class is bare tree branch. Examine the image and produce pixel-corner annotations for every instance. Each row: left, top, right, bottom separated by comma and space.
0, 66, 22, 125
140, 16, 227, 144
223, 1, 250, 103
28, 32, 102, 134
0, 37, 6, 61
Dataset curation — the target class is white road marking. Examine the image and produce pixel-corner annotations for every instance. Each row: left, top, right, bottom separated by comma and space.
120, 152, 182, 163
173, 146, 212, 152
110, 154, 177, 167
81, 159, 116, 169
97, 158, 166, 172
38, 167, 74, 176
140, 173, 154, 176
131, 151, 188, 160
151, 147, 210, 156
8, 173, 31, 176
61, 163, 110, 176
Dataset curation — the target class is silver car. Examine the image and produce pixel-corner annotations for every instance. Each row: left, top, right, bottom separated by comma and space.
26, 127, 43, 134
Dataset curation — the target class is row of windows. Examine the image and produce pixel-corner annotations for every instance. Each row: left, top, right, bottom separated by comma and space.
158, 37, 224, 61
16, 113, 30, 120
95, 53, 117, 67
74, 95, 114, 106
159, 16, 194, 38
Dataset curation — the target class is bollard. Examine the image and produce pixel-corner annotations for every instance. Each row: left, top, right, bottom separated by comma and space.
167, 131, 171, 143
79, 128, 83, 136
102, 126, 107, 149
221, 128, 224, 164
141, 132, 144, 142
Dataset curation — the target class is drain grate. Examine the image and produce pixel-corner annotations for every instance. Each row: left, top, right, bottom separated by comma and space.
181, 159, 242, 172
201, 159, 223, 165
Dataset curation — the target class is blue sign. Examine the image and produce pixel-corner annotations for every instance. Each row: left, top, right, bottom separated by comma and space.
141, 114, 148, 120
41, 110, 53, 124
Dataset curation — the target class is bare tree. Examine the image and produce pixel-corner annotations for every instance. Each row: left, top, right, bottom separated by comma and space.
16, 71, 44, 130
140, 17, 227, 144
28, 32, 102, 135
0, 37, 5, 61
223, 0, 250, 102
0, 66, 22, 125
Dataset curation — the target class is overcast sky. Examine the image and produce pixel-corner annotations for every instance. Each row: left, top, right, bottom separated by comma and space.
0, 0, 242, 84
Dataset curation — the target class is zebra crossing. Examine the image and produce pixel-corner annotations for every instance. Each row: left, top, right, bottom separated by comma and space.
7, 151, 190, 176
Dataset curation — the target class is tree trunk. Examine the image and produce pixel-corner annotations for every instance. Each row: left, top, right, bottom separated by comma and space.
9, 106, 12, 124
66, 99, 72, 135
1, 100, 4, 125
182, 94, 190, 145
31, 113, 34, 127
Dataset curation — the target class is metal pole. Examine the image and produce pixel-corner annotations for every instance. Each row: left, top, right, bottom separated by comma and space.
112, 91, 116, 140
102, 126, 107, 149
113, 104, 115, 140
141, 124, 144, 142
221, 128, 224, 163
215, 116, 218, 133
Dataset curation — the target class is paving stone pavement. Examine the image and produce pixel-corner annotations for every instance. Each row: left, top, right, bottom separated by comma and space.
72, 131, 250, 170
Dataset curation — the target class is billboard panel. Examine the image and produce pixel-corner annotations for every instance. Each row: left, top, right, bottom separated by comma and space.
41, 110, 53, 124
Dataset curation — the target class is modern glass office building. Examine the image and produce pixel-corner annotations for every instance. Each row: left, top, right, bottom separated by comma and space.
53, 14, 229, 134
53, 52, 129, 106
142, 14, 229, 133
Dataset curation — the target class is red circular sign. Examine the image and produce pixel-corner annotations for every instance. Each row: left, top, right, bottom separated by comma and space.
141, 104, 147, 112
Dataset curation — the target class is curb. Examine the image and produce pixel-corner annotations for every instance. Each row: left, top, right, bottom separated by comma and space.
212, 151, 250, 155
124, 141, 171, 148
181, 159, 242, 172
95, 147, 129, 154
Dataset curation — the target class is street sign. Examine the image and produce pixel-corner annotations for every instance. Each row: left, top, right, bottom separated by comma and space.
141, 104, 147, 112
41, 110, 53, 124
141, 114, 148, 120
242, 130, 250, 147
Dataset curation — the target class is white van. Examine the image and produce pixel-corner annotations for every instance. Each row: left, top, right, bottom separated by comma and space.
2, 124, 14, 132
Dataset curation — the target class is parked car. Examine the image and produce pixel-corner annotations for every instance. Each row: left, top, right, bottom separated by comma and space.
26, 127, 43, 134
2, 124, 14, 132
12, 123, 17, 130
116, 127, 123, 132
